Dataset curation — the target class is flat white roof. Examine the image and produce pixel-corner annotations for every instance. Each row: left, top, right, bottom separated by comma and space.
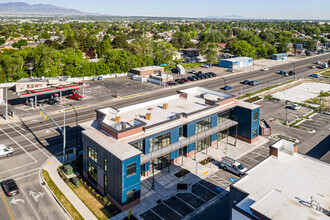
131, 66, 163, 71
98, 87, 235, 130
233, 152, 330, 219
221, 57, 253, 62
81, 120, 142, 161
251, 189, 328, 220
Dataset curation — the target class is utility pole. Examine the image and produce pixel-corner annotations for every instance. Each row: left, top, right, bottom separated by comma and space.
5, 79, 8, 121
60, 105, 66, 163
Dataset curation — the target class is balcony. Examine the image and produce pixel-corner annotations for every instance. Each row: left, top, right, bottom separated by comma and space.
140, 119, 238, 164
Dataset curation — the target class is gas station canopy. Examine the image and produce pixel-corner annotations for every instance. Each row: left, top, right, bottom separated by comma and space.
17, 82, 90, 98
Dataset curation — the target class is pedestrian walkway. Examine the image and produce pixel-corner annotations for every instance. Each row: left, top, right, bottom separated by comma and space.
42, 156, 97, 220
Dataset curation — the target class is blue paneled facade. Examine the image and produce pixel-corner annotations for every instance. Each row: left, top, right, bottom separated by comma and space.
82, 104, 260, 211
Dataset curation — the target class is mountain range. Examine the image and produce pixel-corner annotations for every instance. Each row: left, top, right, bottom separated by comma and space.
0, 2, 93, 16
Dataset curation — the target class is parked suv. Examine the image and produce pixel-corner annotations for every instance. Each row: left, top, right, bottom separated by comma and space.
220, 156, 247, 177
1, 179, 19, 196
45, 98, 60, 105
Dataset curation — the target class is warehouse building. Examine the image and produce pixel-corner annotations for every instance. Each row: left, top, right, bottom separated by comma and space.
229, 139, 330, 220
130, 66, 164, 77
219, 57, 253, 69
80, 87, 260, 211
272, 53, 288, 60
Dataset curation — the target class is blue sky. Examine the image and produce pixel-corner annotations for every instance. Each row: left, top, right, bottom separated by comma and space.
1, 0, 330, 19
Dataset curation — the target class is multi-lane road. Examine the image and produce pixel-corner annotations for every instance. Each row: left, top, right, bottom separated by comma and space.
0, 53, 329, 219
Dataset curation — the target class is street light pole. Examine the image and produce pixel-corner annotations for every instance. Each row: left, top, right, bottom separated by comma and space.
60, 105, 66, 163
285, 107, 288, 125
5, 79, 8, 121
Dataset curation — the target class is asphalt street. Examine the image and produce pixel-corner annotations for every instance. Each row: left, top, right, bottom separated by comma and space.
0, 53, 329, 219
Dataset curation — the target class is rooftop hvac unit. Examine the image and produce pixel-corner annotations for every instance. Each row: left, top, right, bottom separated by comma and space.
114, 116, 121, 122
217, 97, 223, 100
121, 121, 127, 130
163, 103, 169, 109
146, 113, 151, 120
200, 93, 205, 99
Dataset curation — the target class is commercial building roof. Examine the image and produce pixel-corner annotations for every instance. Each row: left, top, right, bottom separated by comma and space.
81, 120, 142, 161
233, 151, 330, 220
16, 76, 70, 83
130, 66, 163, 72
97, 87, 235, 131
221, 57, 253, 62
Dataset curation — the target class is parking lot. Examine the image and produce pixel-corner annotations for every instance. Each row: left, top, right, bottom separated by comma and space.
258, 99, 312, 123
299, 113, 329, 131
139, 143, 271, 220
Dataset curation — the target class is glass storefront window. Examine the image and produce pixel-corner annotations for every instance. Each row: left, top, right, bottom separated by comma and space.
218, 130, 228, 141
217, 110, 230, 125
151, 153, 170, 171
195, 118, 211, 134
150, 132, 171, 152
196, 136, 211, 152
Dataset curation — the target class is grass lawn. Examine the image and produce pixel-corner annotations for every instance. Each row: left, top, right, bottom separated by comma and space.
42, 170, 83, 220
67, 181, 113, 220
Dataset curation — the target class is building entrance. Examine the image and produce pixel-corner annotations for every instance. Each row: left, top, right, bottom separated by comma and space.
196, 136, 211, 152
152, 153, 170, 171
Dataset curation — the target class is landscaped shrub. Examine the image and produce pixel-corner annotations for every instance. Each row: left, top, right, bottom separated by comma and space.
71, 177, 80, 187
174, 169, 190, 178
199, 157, 214, 165
64, 164, 74, 175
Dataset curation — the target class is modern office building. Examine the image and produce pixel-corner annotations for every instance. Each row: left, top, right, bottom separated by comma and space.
229, 139, 330, 220
272, 53, 288, 60
219, 57, 253, 69
80, 87, 260, 211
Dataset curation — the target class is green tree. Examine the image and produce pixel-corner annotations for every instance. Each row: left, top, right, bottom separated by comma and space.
0, 38, 5, 45
12, 40, 28, 48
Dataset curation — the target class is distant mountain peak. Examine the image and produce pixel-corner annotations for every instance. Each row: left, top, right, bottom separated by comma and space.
0, 2, 95, 16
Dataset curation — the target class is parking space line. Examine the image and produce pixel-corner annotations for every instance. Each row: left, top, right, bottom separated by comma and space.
190, 191, 206, 203
0, 192, 15, 220
8, 124, 50, 159
149, 208, 165, 220
162, 201, 183, 218
174, 195, 195, 210
0, 128, 37, 163
0, 162, 37, 175
22, 190, 41, 220
4, 168, 39, 180
15, 172, 38, 181
196, 182, 218, 195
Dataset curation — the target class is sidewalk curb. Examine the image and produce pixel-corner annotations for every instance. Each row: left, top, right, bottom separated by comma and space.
39, 158, 73, 220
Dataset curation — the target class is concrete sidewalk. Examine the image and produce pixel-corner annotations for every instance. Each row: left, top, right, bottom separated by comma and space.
42, 156, 97, 220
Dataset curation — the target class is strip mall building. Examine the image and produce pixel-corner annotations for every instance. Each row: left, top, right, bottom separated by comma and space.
80, 87, 260, 211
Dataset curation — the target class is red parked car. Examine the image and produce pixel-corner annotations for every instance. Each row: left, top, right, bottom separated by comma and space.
68, 93, 83, 101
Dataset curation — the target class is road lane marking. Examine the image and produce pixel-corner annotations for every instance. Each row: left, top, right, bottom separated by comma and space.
15, 172, 38, 181
0, 128, 37, 163
0, 162, 37, 175
22, 190, 41, 220
4, 168, 39, 180
0, 192, 15, 220
9, 124, 50, 158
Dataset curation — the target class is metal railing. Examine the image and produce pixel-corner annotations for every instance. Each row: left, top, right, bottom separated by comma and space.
140, 119, 238, 164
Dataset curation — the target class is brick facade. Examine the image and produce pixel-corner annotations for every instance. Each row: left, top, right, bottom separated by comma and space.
186, 150, 195, 157
237, 134, 259, 143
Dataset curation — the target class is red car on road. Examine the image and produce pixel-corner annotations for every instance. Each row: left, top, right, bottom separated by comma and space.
68, 93, 83, 101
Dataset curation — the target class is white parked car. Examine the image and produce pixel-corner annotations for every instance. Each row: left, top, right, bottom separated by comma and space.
291, 104, 302, 110
0, 144, 14, 157
261, 67, 269, 71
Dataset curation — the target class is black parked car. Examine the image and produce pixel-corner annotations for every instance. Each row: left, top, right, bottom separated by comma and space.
198, 71, 203, 74
1, 179, 19, 197
208, 72, 217, 77
187, 76, 196, 81
168, 81, 178, 86
175, 79, 185, 84
203, 74, 210, 78
45, 98, 60, 105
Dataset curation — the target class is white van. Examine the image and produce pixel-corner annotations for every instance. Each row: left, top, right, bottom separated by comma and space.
0, 144, 14, 157
220, 156, 247, 177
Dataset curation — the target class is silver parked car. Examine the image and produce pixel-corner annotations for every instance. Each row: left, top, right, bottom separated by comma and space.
220, 156, 247, 177
0, 144, 14, 157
